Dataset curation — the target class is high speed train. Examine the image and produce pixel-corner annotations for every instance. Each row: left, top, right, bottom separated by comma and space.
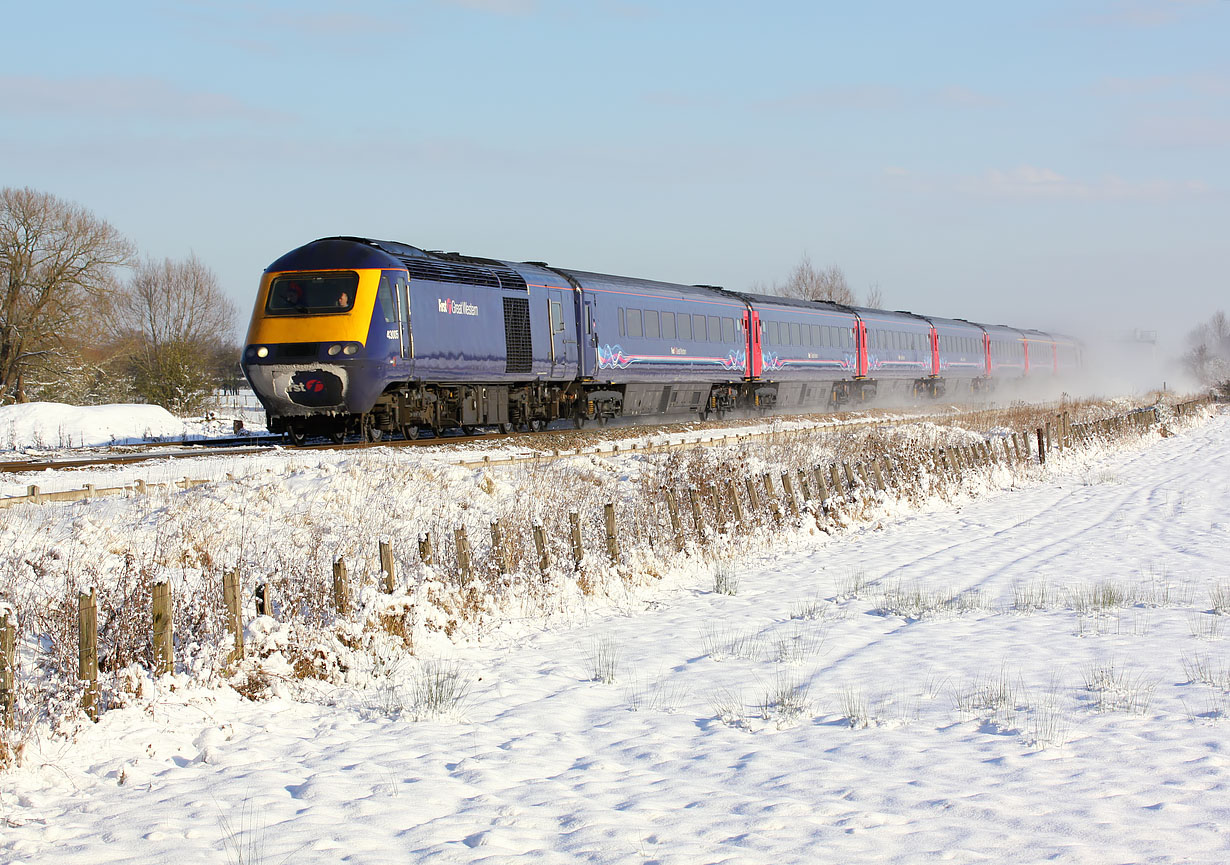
241, 236, 1081, 443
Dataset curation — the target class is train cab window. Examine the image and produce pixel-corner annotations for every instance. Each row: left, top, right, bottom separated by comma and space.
721, 317, 735, 342
707, 315, 720, 343
550, 301, 564, 334
662, 311, 676, 339
627, 308, 643, 337
677, 312, 691, 340
377, 277, 396, 323
645, 310, 660, 339
267, 271, 360, 316
693, 314, 707, 341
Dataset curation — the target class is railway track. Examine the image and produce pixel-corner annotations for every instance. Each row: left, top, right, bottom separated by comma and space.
0, 396, 1132, 477
0, 406, 919, 475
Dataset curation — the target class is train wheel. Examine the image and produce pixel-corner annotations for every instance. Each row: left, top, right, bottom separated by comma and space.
364, 426, 383, 443
401, 425, 420, 441
498, 423, 514, 434
287, 426, 308, 447
528, 419, 545, 433
330, 430, 346, 444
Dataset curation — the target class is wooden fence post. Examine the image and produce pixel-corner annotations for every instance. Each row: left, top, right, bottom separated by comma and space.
223, 569, 245, 662
455, 527, 473, 580
726, 479, 745, 528
331, 560, 349, 618
1003, 438, 1013, 464
255, 583, 269, 617
745, 476, 761, 516
1036, 427, 1046, 464
1021, 430, 1031, 459
813, 466, 830, 509
152, 581, 173, 677
78, 589, 98, 721
569, 512, 584, 569
687, 487, 704, 534
418, 534, 434, 567
763, 474, 782, 522
781, 472, 798, 517
379, 540, 395, 593
871, 459, 885, 492
664, 489, 685, 551
707, 484, 725, 532
533, 524, 550, 574
843, 462, 857, 492
796, 469, 811, 503
1045, 421, 1052, 454
604, 503, 620, 563
830, 464, 845, 500
490, 520, 512, 575
0, 611, 14, 729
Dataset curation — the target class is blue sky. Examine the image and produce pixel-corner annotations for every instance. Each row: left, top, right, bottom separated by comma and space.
2, 0, 1226, 350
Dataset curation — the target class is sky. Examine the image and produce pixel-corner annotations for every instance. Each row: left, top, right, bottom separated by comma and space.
1, 0, 1226, 353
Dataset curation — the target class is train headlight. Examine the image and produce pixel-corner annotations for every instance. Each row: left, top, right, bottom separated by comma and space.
256, 346, 269, 358
343, 344, 359, 356
327, 344, 342, 356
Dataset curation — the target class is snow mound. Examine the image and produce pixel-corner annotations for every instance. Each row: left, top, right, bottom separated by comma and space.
0, 402, 190, 450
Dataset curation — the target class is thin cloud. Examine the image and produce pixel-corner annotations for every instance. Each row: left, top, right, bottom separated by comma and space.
0, 76, 293, 124
962, 165, 1210, 201
438, 0, 538, 14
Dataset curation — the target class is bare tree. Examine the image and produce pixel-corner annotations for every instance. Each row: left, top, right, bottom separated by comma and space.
864, 282, 884, 309
771, 253, 856, 305
1184, 310, 1230, 385
109, 255, 237, 413
0, 187, 133, 403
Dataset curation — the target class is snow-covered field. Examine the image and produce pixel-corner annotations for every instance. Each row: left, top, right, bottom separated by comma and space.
2, 400, 1228, 863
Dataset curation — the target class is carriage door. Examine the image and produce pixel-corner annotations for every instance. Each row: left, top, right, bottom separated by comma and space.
547, 287, 575, 379
747, 310, 763, 378
394, 272, 411, 359
580, 291, 597, 377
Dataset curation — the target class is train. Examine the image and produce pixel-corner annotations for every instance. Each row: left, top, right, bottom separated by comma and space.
241, 236, 1082, 444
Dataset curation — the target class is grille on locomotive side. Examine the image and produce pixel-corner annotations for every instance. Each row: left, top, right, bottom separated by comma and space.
503, 297, 532, 374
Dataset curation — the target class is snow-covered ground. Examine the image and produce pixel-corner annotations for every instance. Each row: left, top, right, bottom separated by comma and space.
2, 403, 1228, 863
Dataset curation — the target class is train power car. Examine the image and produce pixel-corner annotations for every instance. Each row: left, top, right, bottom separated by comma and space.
241, 237, 1081, 443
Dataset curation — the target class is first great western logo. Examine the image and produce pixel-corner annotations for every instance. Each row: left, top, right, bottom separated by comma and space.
438, 298, 479, 316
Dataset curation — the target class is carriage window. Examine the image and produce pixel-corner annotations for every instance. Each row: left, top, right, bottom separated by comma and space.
766, 321, 778, 345
627, 308, 643, 337
802, 324, 812, 346
787, 322, 798, 346
722, 317, 735, 342
618, 307, 625, 337
662, 311, 676, 339
707, 316, 720, 342
693, 314, 707, 341
645, 310, 660, 339
677, 312, 691, 340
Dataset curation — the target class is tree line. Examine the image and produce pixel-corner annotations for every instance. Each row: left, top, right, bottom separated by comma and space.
0, 186, 238, 413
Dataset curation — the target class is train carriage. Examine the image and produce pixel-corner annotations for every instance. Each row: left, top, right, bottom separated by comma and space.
736, 294, 860, 410
983, 324, 1027, 382
928, 316, 990, 396
550, 271, 748, 420
850, 308, 934, 400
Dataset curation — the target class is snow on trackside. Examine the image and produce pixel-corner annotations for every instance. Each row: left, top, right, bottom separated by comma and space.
0, 401, 194, 450
1, 401, 1228, 863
